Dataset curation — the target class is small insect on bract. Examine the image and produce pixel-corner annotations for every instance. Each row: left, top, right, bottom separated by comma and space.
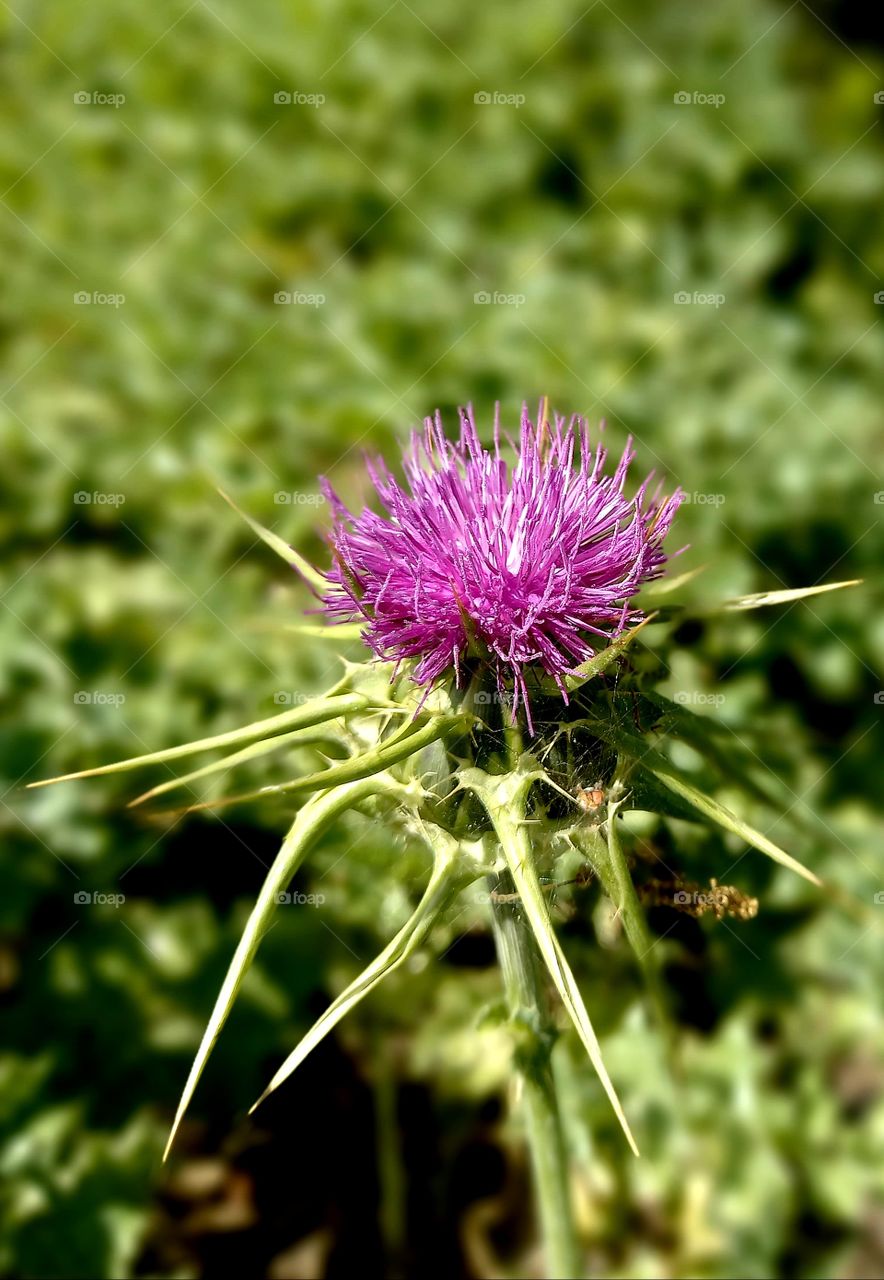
575, 780, 606, 817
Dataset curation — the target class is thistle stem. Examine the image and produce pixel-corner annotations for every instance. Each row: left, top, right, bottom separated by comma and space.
487, 714, 582, 1278
488, 879, 582, 1279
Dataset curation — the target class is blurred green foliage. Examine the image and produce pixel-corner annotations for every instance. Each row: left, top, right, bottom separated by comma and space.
1, 0, 882, 1275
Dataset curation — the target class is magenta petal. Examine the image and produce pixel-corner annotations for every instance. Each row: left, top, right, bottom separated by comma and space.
318, 403, 683, 723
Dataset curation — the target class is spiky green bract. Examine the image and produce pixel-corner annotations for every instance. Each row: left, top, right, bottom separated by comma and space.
27, 689, 372, 788
250, 822, 484, 1113
28, 566, 853, 1194
163, 772, 429, 1160
487, 865, 582, 1277
460, 755, 639, 1155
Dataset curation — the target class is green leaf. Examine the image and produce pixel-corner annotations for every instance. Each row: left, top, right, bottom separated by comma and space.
469, 768, 639, 1156
624, 764, 706, 823
250, 825, 473, 1112
715, 579, 861, 612
535, 615, 657, 697
646, 764, 821, 886
163, 773, 417, 1161
128, 727, 347, 807
565, 614, 657, 690
642, 690, 792, 812
218, 487, 328, 592
564, 707, 821, 886
27, 692, 370, 788
163, 714, 462, 815
632, 576, 861, 625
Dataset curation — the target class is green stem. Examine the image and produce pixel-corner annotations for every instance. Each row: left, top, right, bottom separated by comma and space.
488, 877, 582, 1279
488, 715, 582, 1279
578, 764, 675, 1055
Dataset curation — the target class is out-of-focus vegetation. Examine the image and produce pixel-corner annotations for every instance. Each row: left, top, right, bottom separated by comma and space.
1, 0, 882, 1276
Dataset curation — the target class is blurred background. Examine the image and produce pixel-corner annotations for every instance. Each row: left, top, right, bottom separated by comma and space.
1, 0, 883, 1276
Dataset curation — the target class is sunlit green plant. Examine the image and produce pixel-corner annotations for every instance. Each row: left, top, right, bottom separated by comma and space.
32, 402, 858, 1278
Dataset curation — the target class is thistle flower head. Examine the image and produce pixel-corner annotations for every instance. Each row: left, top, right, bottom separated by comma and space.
320, 403, 682, 726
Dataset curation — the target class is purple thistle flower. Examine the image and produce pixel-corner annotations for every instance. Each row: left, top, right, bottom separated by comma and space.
319, 403, 683, 730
